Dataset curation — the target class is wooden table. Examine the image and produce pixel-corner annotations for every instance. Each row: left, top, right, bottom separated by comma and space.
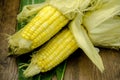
0, 0, 120, 80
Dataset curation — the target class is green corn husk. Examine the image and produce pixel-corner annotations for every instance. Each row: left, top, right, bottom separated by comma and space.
83, 0, 120, 49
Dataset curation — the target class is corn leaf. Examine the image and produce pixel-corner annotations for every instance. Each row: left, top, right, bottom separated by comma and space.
56, 61, 67, 80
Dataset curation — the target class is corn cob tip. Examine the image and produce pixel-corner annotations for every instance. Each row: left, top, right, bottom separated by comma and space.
8, 33, 32, 55
23, 62, 40, 78
8, 45, 29, 56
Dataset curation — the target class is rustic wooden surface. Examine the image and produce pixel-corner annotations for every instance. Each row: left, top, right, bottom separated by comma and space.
64, 49, 120, 80
0, 0, 120, 80
0, 0, 19, 80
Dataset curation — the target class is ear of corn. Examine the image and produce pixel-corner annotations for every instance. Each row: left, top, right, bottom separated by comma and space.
8, 5, 69, 55
23, 28, 78, 77
8, 0, 98, 55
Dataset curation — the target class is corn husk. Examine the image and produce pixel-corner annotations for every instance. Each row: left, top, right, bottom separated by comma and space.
69, 14, 104, 72
17, 2, 48, 23
83, 0, 120, 49
18, 0, 92, 21
47, 0, 91, 19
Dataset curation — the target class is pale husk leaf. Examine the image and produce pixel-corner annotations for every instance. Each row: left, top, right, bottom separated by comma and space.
47, 0, 91, 20
17, 2, 48, 22
89, 16, 120, 49
69, 14, 104, 72
83, 0, 120, 31
83, 0, 120, 49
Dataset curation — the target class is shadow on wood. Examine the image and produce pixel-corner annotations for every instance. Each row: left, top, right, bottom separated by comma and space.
64, 48, 120, 80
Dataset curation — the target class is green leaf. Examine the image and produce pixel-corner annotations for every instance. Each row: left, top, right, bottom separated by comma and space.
56, 61, 67, 80
39, 70, 55, 80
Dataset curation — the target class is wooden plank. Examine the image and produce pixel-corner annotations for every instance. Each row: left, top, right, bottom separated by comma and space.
64, 48, 120, 80
0, 0, 20, 80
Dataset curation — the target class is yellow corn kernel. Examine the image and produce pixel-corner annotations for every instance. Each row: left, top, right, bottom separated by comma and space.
21, 5, 69, 49
31, 15, 68, 49
9, 5, 69, 55
21, 6, 55, 39
23, 28, 78, 77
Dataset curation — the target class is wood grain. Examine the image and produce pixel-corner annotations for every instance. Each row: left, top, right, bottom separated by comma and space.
64, 48, 120, 80
0, 0, 120, 80
0, 0, 19, 80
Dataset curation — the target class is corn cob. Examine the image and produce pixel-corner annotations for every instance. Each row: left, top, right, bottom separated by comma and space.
23, 28, 78, 77
8, 5, 69, 55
